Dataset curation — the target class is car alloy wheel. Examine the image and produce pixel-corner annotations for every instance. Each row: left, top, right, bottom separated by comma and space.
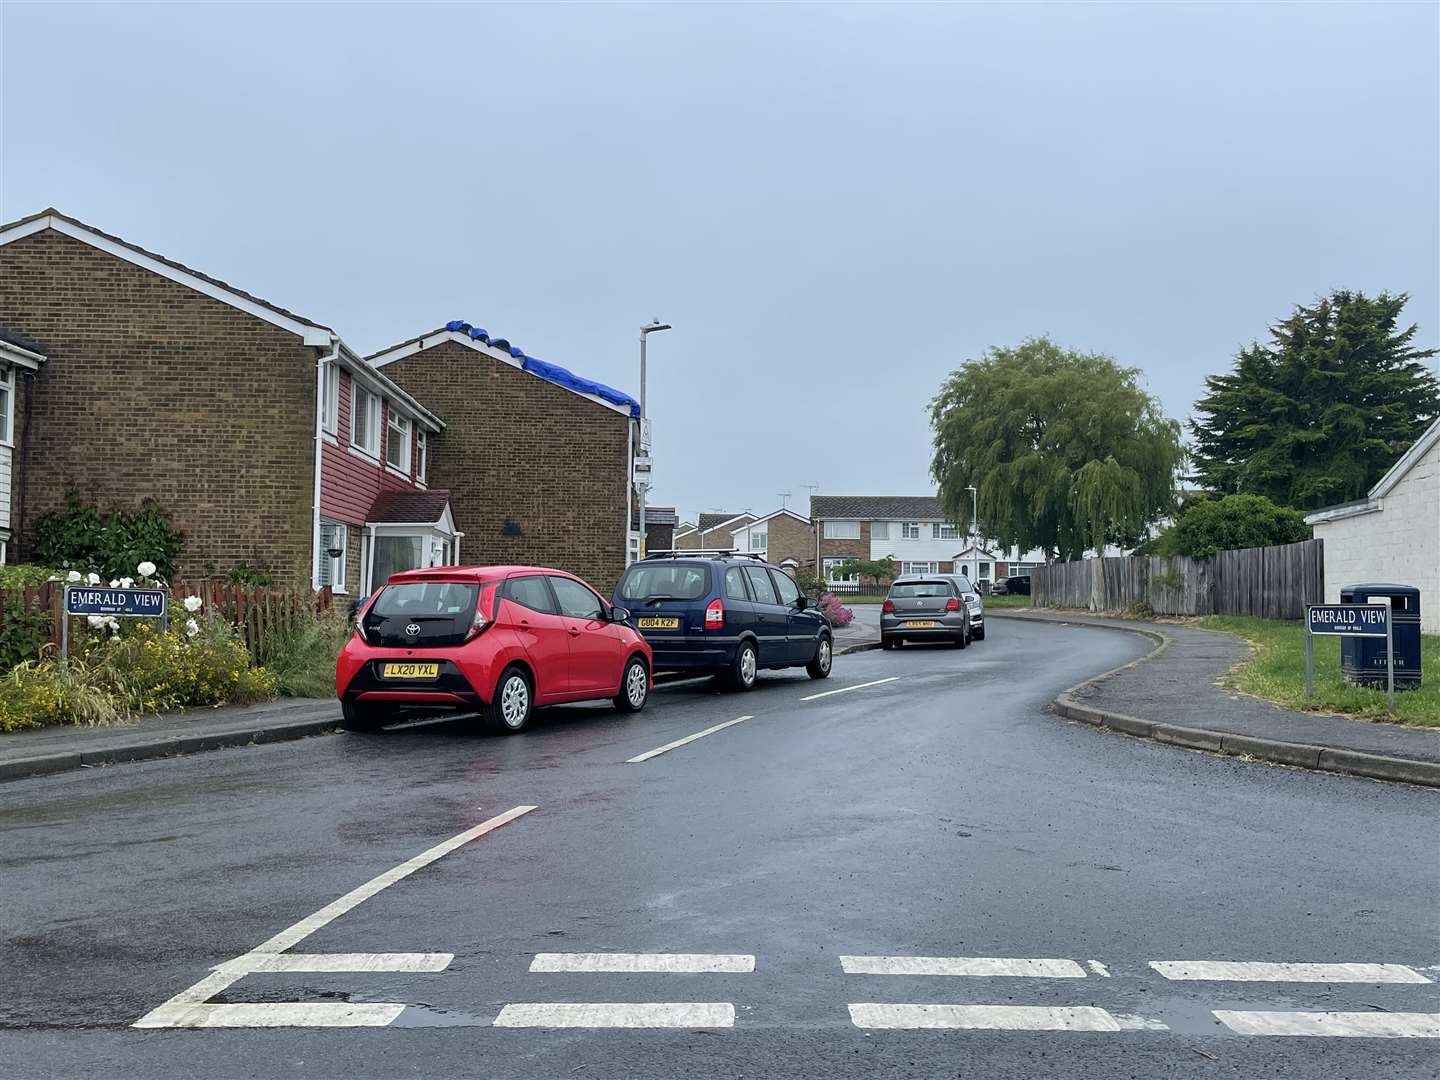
626, 661, 647, 708
500, 673, 529, 729
817, 638, 832, 672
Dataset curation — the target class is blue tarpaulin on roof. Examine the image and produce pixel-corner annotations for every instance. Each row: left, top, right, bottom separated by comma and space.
446, 319, 640, 416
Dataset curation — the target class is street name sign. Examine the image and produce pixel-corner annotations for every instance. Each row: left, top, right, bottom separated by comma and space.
1307, 604, 1389, 637
65, 587, 167, 617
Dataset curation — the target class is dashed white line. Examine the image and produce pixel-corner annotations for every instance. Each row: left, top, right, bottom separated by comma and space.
493, 1002, 736, 1028
1087, 960, 1112, 978
841, 956, 1086, 978
625, 717, 754, 763
247, 952, 453, 973
1151, 961, 1430, 984
800, 677, 899, 702
531, 952, 755, 974
849, 1003, 1122, 1031
150, 1002, 407, 1028
1213, 1010, 1440, 1038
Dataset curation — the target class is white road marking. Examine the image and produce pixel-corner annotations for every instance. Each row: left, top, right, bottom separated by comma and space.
849, 1003, 1122, 1031
247, 952, 453, 973
1087, 960, 1112, 978
148, 1002, 407, 1028
841, 955, 1087, 978
626, 717, 753, 763
1214, 1010, 1440, 1038
530, 952, 756, 974
133, 805, 536, 1029
1151, 961, 1430, 984
494, 1002, 736, 1028
800, 677, 899, 702
1113, 1012, 1170, 1031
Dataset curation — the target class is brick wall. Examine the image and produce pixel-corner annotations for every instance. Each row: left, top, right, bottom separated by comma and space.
767, 514, 817, 567
817, 521, 871, 562
382, 339, 631, 593
0, 229, 317, 584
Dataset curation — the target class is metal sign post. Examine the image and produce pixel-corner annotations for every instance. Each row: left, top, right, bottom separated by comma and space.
1383, 600, 1395, 711
61, 585, 170, 659
1305, 602, 1392, 709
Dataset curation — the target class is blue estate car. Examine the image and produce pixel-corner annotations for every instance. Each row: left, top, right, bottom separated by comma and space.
613, 553, 833, 690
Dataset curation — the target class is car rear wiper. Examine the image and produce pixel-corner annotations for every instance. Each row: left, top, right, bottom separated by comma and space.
643, 595, 683, 606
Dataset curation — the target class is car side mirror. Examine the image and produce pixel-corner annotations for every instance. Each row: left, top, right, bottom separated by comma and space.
610, 606, 630, 623
795, 595, 810, 610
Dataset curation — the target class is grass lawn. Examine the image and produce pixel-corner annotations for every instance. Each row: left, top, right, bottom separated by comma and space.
829, 594, 886, 606
1198, 615, 1440, 727
982, 594, 1033, 608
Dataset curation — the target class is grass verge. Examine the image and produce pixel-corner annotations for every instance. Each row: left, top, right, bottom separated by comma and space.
1198, 615, 1439, 727
982, 594, 1033, 608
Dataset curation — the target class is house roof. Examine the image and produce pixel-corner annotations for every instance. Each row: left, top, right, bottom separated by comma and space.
367, 323, 639, 418
0, 327, 47, 356
644, 507, 679, 526
0, 209, 333, 345
698, 512, 755, 531
810, 495, 944, 520
366, 488, 453, 525
730, 507, 811, 532
1305, 417, 1440, 525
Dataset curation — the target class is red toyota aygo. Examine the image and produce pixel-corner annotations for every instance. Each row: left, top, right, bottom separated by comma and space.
336, 565, 653, 734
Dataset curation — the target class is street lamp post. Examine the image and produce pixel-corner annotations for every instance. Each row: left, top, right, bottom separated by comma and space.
636, 320, 671, 561
965, 484, 978, 582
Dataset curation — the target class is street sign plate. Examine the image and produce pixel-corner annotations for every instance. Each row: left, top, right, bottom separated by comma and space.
64, 587, 168, 618
1306, 603, 1388, 638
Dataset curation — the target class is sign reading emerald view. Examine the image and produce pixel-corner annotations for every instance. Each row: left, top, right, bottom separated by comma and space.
64, 588, 168, 617
1307, 604, 1389, 637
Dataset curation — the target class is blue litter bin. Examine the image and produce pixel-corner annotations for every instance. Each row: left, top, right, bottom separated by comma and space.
1339, 583, 1421, 691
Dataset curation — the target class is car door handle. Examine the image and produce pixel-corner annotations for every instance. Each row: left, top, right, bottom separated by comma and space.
568, 627, 581, 637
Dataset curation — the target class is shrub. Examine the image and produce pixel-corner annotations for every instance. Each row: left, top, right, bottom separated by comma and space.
0, 659, 124, 732
226, 563, 274, 587
794, 567, 827, 597
1152, 494, 1311, 558
96, 618, 276, 715
258, 607, 352, 698
0, 598, 55, 671
819, 592, 854, 627
0, 564, 63, 589
33, 493, 183, 580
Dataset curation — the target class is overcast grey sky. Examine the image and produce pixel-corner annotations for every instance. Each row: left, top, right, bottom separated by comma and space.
4, 2, 1436, 523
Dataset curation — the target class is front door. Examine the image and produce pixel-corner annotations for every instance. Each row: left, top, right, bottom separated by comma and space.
549, 575, 624, 695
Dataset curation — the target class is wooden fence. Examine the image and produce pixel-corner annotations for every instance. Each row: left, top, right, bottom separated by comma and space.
1031, 539, 1324, 620
0, 581, 337, 664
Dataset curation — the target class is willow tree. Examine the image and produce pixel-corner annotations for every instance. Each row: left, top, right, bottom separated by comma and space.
929, 337, 1184, 561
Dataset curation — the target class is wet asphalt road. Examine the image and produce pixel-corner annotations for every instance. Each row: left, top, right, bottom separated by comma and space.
2, 617, 1437, 1079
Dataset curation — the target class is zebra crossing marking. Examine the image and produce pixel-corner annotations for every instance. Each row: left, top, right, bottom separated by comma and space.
1150, 960, 1430, 984
530, 952, 755, 974
840, 956, 1086, 978
849, 1003, 1122, 1031
494, 1002, 736, 1028
1213, 1010, 1440, 1038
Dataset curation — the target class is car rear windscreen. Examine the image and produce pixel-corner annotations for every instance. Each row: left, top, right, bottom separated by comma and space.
619, 562, 710, 601
889, 581, 953, 598
372, 582, 479, 618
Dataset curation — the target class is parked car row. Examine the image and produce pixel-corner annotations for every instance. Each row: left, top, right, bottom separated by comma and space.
879, 573, 986, 649
334, 553, 833, 734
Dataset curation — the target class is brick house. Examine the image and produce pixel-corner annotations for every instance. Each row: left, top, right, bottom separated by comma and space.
0, 208, 451, 591
642, 506, 679, 553
811, 494, 1047, 588
676, 512, 758, 551
727, 508, 816, 569
369, 323, 638, 593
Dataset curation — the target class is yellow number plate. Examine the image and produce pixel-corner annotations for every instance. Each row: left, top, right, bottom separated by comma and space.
637, 617, 681, 630
381, 662, 439, 680
905, 620, 937, 629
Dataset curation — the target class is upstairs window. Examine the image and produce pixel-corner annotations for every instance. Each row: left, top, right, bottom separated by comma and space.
902, 522, 921, 540
824, 520, 860, 539
748, 527, 768, 552
0, 367, 12, 445
416, 431, 428, 484
351, 386, 380, 456
386, 412, 412, 473
320, 363, 339, 435
933, 522, 960, 540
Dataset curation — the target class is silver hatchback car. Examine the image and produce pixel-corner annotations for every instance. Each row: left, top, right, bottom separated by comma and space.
880, 575, 971, 649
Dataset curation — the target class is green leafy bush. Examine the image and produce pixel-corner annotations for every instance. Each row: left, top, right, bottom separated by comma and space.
258, 608, 352, 698
0, 659, 124, 732
0, 599, 55, 671
97, 619, 277, 715
225, 563, 274, 587
33, 493, 183, 579
0, 565, 63, 589
1153, 494, 1311, 558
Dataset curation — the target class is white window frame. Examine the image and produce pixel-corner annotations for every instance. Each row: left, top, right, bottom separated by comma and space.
320, 362, 339, 436
318, 520, 348, 593
351, 385, 380, 457
824, 520, 860, 540
901, 522, 921, 540
748, 527, 767, 553
0, 366, 12, 446
416, 430, 428, 485
823, 557, 859, 584
901, 561, 938, 576
933, 522, 960, 540
386, 411, 412, 474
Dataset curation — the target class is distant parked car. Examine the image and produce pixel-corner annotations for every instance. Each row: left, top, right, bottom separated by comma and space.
613, 552, 832, 689
992, 577, 1010, 595
880, 575, 972, 649
1005, 574, 1032, 596
336, 565, 653, 734
942, 574, 986, 640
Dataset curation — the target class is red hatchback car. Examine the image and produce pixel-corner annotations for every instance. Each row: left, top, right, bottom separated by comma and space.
336, 565, 653, 734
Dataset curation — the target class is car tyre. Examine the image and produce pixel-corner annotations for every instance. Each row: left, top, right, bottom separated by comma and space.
613, 655, 650, 713
340, 700, 388, 732
954, 626, 968, 649
486, 665, 533, 734
880, 635, 894, 651
728, 640, 759, 691
806, 635, 833, 679
974, 624, 986, 641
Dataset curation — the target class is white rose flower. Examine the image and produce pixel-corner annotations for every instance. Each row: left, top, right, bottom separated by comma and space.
119, 577, 135, 589
103, 617, 120, 634
109, 580, 120, 588
86, 573, 101, 586
47, 575, 61, 582
87, 615, 104, 627
183, 595, 203, 613
137, 561, 157, 578
67, 571, 83, 583
185, 618, 200, 637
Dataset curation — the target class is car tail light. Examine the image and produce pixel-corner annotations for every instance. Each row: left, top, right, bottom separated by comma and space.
945, 596, 961, 612
704, 598, 725, 630
882, 599, 895, 613
463, 590, 492, 642
354, 601, 373, 643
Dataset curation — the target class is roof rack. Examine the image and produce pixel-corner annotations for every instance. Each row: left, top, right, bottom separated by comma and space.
641, 549, 769, 562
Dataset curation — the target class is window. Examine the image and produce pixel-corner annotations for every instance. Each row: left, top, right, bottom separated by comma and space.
416, 431, 428, 484
901, 522, 921, 540
619, 562, 710, 601
351, 385, 380, 455
317, 520, 347, 591
371, 534, 423, 587
386, 411, 411, 472
743, 565, 779, 605
748, 527, 767, 552
507, 576, 558, 614
824, 520, 860, 539
771, 570, 801, 607
320, 363, 339, 435
0, 366, 12, 444
823, 557, 858, 583
901, 561, 937, 575
724, 566, 750, 601
933, 522, 960, 540
550, 576, 605, 620
372, 582, 476, 619
890, 581, 953, 599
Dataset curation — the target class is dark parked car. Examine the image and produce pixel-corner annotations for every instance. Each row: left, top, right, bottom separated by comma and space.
1005, 574, 1032, 596
613, 553, 833, 690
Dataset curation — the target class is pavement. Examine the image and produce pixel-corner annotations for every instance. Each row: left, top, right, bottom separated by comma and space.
993, 610, 1440, 787
2, 617, 1436, 1079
